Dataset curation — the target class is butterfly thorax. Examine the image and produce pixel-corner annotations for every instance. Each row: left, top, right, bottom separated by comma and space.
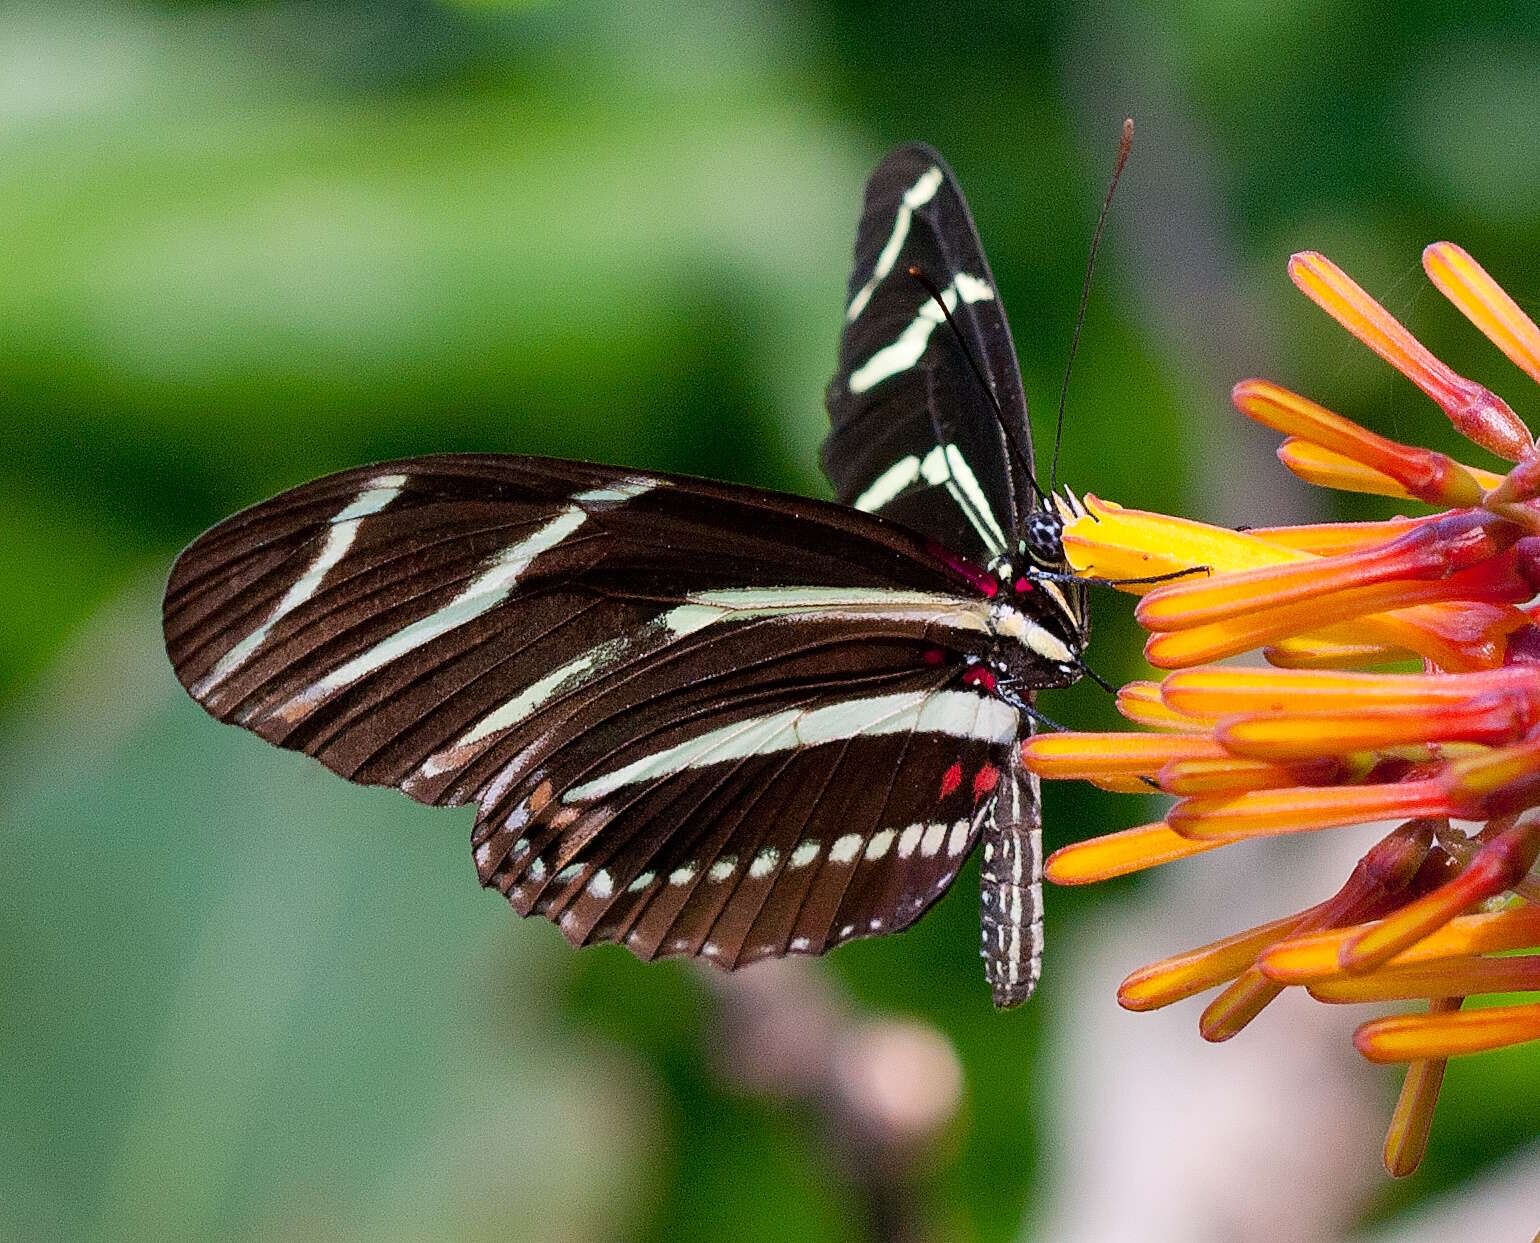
981, 589, 1082, 690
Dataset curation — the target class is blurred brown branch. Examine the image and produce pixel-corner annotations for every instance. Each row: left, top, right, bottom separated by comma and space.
705, 960, 963, 1243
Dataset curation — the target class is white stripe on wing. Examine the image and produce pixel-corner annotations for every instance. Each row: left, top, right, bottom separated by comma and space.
845, 165, 945, 322
564, 689, 1014, 802
279, 504, 587, 722
194, 473, 407, 695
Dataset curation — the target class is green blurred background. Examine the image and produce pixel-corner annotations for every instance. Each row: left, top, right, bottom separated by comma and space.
5, 2, 1540, 1240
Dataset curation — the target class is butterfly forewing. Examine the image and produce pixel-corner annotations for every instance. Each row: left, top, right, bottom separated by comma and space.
164, 455, 1015, 965
168, 457, 962, 773
824, 143, 1033, 567
822, 143, 1074, 1007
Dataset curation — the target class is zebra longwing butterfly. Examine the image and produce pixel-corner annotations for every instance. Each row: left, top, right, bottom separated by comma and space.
163, 144, 1089, 1007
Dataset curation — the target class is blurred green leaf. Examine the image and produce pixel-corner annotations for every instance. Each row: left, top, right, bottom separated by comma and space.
0, 587, 651, 1241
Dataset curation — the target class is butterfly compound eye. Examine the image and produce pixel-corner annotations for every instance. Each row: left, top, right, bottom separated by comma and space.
1024, 510, 1064, 567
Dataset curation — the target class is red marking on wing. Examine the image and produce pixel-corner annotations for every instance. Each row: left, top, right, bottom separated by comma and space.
922, 647, 946, 666
962, 665, 997, 693
1014, 576, 1031, 593
939, 762, 963, 800
972, 763, 1000, 802
926, 541, 997, 597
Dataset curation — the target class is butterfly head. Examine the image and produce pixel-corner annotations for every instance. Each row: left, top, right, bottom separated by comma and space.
1022, 506, 1066, 570
968, 489, 1091, 698
1023, 487, 1089, 571
1015, 489, 1090, 632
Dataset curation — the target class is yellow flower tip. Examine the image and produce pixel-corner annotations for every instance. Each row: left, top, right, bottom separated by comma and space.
1308, 953, 1540, 1004
1232, 378, 1486, 506
1158, 755, 1335, 797
1249, 515, 1431, 556
1441, 736, 1540, 809
1019, 731, 1227, 780
1158, 664, 1432, 717
1063, 500, 1272, 590
1043, 822, 1221, 886
1079, 493, 1122, 518
1263, 636, 1407, 669
1384, 1069, 1443, 1178
1423, 241, 1540, 389
1167, 781, 1448, 843
1197, 968, 1284, 1043
1133, 560, 1326, 634
1243, 664, 1535, 719
1277, 438, 1419, 499
1089, 775, 1161, 794
1258, 928, 1355, 985
1260, 904, 1540, 985
1355, 1001, 1540, 1063
1382, 998, 1459, 1178
1140, 611, 1306, 669
1215, 694, 1532, 762
1115, 680, 1211, 732
1288, 250, 1532, 462
1065, 495, 1342, 582
1116, 914, 1304, 1012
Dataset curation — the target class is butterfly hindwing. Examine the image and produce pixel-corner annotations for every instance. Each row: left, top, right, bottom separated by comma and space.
164, 455, 1016, 965
824, 143, 1034, 566
476, 680, 1015, 966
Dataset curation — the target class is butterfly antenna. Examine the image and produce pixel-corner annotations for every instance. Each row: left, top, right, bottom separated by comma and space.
1051, 117, 1133, 496
908, 265, 1049, 505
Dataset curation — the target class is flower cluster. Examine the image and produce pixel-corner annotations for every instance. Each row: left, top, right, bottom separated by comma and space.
1022, 243, 1540, 1177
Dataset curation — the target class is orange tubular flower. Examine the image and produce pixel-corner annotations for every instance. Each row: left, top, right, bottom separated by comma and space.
1022, 244, 1540, 1178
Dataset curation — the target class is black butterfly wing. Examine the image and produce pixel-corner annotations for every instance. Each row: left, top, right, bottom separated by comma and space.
824, 143, 1033, 566
164, 455, 1018, 965
474, 674, 1012, 968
